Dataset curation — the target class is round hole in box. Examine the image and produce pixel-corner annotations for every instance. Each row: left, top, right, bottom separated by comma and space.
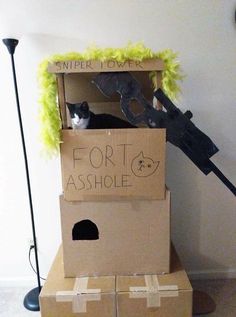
72, 219, 99, 240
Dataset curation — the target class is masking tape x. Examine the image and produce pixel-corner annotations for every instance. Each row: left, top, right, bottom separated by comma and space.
129, 275, 179, 308
56, 277, 101, 313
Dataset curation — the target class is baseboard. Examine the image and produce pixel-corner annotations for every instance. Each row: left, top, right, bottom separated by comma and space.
188, 269, 236, 280
0, 276, 38, 288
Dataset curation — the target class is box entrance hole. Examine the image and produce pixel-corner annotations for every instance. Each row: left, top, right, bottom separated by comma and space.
72, 219, 99, 240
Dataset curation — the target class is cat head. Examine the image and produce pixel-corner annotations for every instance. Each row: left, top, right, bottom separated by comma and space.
131, 151, 160, 177
66, 101, 90, 129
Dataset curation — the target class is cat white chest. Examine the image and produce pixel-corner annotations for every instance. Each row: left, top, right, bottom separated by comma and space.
71, 114, 90, 129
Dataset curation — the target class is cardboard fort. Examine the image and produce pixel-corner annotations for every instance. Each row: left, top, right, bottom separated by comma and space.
60, 190, 171, 277
60, 128, 166, 201
48, 58, 166, 202
40, 246, 192, 317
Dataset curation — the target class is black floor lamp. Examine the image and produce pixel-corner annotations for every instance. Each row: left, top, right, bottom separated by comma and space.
2, 38, 42, 311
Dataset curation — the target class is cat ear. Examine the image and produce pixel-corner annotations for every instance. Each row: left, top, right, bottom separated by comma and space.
81, 101, 89, 111
66, 102, 74, 113
140, 151, 144, 158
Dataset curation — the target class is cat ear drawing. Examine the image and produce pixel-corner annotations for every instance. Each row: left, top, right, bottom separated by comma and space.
131, 151, 160, 177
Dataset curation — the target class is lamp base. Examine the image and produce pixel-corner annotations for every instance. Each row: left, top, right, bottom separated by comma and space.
23, 286, 42, 311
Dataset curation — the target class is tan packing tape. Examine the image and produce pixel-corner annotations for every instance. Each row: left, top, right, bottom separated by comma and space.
72, 294, 101, 313
56, 277, 101, 313
129, 290, 179, 308
146, 275, 178, 291
129, 275, 179, 308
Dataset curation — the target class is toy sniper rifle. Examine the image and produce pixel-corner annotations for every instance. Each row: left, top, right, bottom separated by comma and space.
93, 72, 236, 196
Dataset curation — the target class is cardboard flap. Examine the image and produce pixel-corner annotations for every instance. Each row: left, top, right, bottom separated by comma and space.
117, 247, 192, 293
40, 247, 116, 297
85, 276, 115, 294
157, 247, 192, 291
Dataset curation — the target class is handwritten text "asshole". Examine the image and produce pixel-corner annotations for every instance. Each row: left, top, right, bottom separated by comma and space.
66, 144, 133, 191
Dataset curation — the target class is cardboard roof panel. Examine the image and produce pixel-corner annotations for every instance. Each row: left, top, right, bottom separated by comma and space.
48, 58, 164, 74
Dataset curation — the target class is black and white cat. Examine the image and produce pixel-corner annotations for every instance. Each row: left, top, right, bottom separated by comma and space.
66, 101, 136, 129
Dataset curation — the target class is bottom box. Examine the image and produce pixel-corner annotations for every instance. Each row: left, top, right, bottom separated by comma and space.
40, 246, 192, 317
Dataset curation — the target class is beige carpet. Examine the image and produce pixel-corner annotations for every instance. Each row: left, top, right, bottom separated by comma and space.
0, 287, 40, 317
191, 279, 236, 317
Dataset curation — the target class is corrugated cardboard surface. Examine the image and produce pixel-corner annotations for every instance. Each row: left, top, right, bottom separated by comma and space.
40, 246, 192, 317
60, 190, 170, 277
116, 248, 192, 317
60, 128, 166, 201
40, 247, 116, 317
117, 291, 192, 317
117, 248, 192, 292
48, 59, 164, 74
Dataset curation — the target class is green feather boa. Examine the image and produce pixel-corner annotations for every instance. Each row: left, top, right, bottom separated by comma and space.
38, 43, 183, 155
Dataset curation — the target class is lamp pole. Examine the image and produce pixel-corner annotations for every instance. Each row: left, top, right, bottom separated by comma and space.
2, 38, 42, 311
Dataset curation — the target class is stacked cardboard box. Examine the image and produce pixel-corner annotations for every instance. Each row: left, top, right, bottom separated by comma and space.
40, 246, 192, 317
40, 59, 192, 316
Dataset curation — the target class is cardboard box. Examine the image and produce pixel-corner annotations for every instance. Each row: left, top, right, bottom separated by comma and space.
60, 190, 171, 277
60, 128, 166, 201
40, 247, 116, 317
116, 248, 193, 317
40, 246, 192, 317
49, 59, 164, 130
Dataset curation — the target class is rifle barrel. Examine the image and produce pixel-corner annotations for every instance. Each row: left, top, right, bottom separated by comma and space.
154, 88, 177, 112
209, 161, 236, 196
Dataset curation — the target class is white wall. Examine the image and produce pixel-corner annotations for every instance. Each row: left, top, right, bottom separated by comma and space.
0, 0, 235, 286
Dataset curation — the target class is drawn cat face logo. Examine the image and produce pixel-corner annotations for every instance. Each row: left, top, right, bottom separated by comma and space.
131, 151, 160, 177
